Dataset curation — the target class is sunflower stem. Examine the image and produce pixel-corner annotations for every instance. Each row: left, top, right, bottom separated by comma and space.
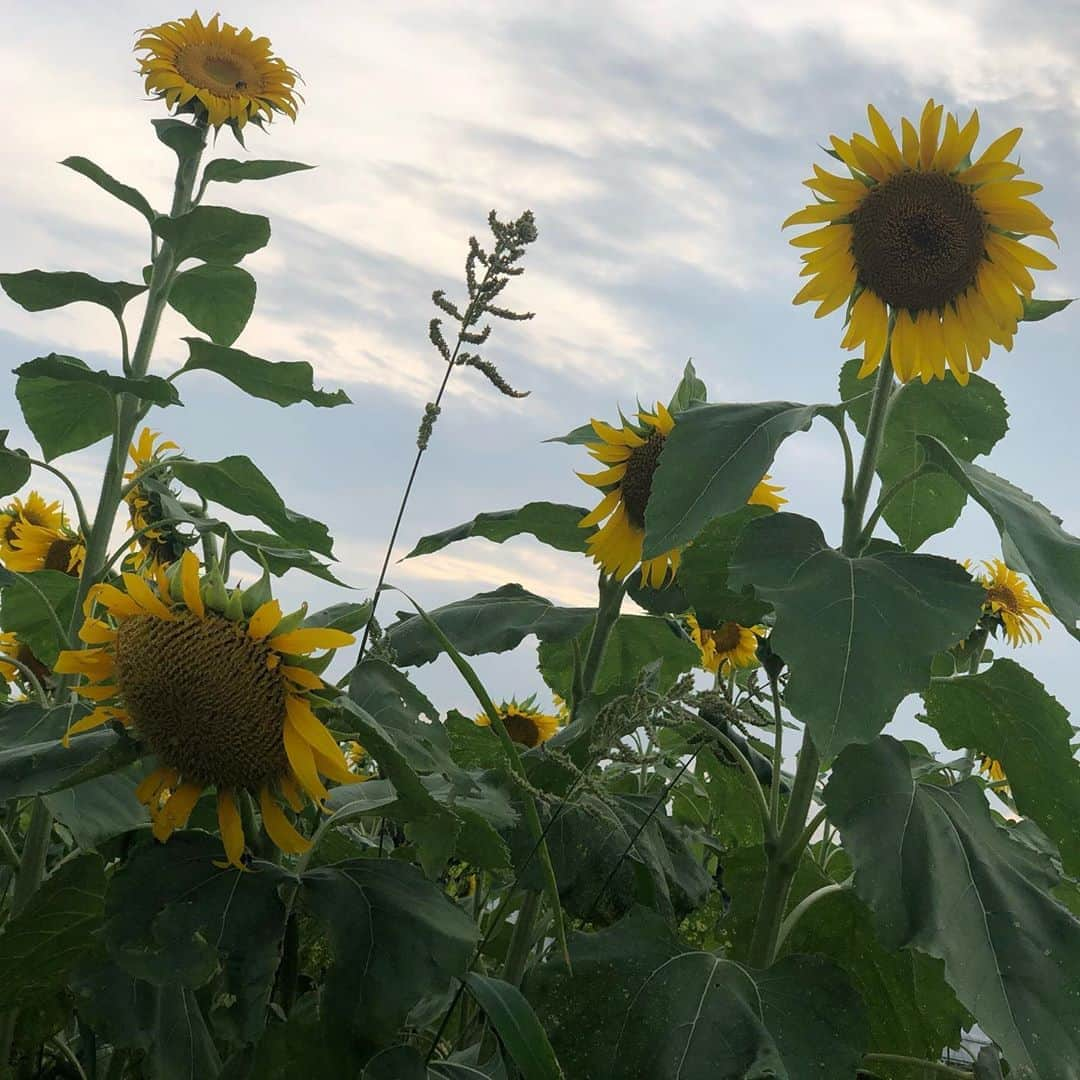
767, 671, 785, 831
857, 461, 935, 548
501, 889, 541, 986
862, 1053, 969, 1078
773, 879, 847, 955
576, 573, 627, 712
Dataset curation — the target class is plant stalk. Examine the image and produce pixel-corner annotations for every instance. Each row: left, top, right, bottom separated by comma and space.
574, 573, 626, 711
501, 890, 541, 986
862, 1053, 969, 1078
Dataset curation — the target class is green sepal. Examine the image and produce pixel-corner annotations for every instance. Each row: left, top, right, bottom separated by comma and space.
1021, 297, 1073, 321
240, 570, 273, 617
223, 589, 245, 621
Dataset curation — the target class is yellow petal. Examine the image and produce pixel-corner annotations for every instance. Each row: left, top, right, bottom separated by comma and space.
248, 599, 282, 641
590, 419, 645, 447
782, 201, 857, 228
282, 665, 324, 691
179, 550, 204, 619
866, 104, 903, 168
576, 465, 627, 488
135, 766, 177, 807
941, 305, 971, 385
85, 583, 143, 619
122, 573, 174, 621
788, 224, 850, 249
259, 786, 311, 854
153, 782, 203, 842
850, 133, 889, 182
579, 487, 622, 528
919, 100, 943, 170
900, 118, 919, 168
311, 745, 358, 787
217, 790, 246, 869
270, 627, 355, 655
78, 618, 117, 645
992, 235, 1056, 272
973, 126, 1022, 166
284, 695, 348, 764
283, 720, 328, 804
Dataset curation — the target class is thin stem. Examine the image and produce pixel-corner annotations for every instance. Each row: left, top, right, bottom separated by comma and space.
858, 462, 935, 548
501, 890, 541, 986
11, 800, 52, 916
829, 412, 855, 505
767, 672, 784, 830
774, 880, 846, 954
117, 315, 131, 377
793, 804, 828, 857
0, 653, 49, 707
862, 1053, 969, 1078
698, 719, 774, 845
576, 574, 626, 709
100, 515, 192, 575
21, 458, 91, 540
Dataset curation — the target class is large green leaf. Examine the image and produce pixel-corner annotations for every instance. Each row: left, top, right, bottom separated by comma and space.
0, 270, 145, 319
386, 584, 595, 667
225, 529, 345, 584
825, 736, 1080, 1077
0, 431, 31, 497
105, 831, 290, 1044
0, 852, 105, 1009
170, 267, 257, 346
45, 765, 150, 850
153, 118, 207, 163
729, 513, 982, 762
0, 569, 78, 667
643, 401, 828, 558
60, 156, 156, 224
172, 456, 334, 556
527, 905, 867, 1080
464, 973, 564, 1080
407, 502, 591, 559
301, 858, 477, 1046
178, 337, 350, 406
15, 353, 180, 406
15, 360, 113, 459
923, 659, 1080, 877
201, 158, 315, 185
0, 724, 138, 801
153, 205, 271, 264
919, 436, 1080, 640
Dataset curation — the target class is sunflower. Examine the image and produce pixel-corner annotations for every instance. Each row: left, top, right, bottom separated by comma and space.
54, 552, 357, 868
785, 100, 1057, 385
1, 491, 84, 575
687, 615, 764, 675
136, 11, 301, 133
475, 698, 559, 749
578, 402, 785, 587
0, 632, 19, 685
123, 428, 191, 576
978, 755, 1008, 786
969, 558, 1051, 647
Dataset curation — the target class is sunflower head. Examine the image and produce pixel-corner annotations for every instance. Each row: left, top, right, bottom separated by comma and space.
55, 551, 358, 868
123, 428, 193, 576
687, 615, 764, 675
475, 697, 559, 749
0, 631, 50, 688
135, 11, 301, 134
969, 558, 1051, 647
0, 491, 84, 576
786, 100, 1057, 386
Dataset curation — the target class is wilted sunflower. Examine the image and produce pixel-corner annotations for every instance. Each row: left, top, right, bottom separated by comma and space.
136, 11, 301, 132
476, 698, 559, 749
55, 552, 357, 867
969, 558, 1050, 647
687, 615, 764, 674
124, 428, 191, 575
785, 100, 1056, 385
578, 403, 785, 587
0, 491, 84, 575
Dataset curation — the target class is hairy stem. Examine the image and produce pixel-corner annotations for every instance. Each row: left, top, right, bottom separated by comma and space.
773, 880, 846, 954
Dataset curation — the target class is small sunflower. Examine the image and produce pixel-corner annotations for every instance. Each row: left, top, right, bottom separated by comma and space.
687, 615, 764, 674
785, 100, 1057, 385
578, 402, 785, 586
55, 552, 357, 868
0, 491, 84, 575
0, 632, 20, 685
123, 428, 192, 576
475, 698, 559, 749
969, 558, 1051, 647
978, 755, 1008, 786
136, 11, 301, 133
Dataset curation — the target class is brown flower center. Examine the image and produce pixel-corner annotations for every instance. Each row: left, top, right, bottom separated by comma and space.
985, 585, 1020, 614
851, 170, 986, 312
707, 622, 744, 654
621, 430, 666, 530
501, 710, 543, 748
116, 611, 288, 790
177, 45, 259, 96
44, 538, 80, 575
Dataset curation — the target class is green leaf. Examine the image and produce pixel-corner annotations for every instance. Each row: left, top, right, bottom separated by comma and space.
301, 858, 478, 1045
527, 905, 868, 1080
361, 1045, 427, 1079
385, 584, 595, 667
667, 359, 708, 414
0, 431, 31, 497
643, 401, 828, 558
0, 724, 138, 801
45, 765, 150, 850
1021, 296, 1074, 321
0, 270, 146, 319
169, 267, 257, 346
15, 359, 113, 459
172, 455, 334, 556
60, 156, 155, 225
407, 502, 591, 559
825, 735, 1080, 1077
0, 568, 77, 666
303, 601, 372, 633
838, 358, 874, 435
0, 852, 105, 1009
678, 505, 773, 627
922, 659, 1080, 877
234, 994, 362, 1077
201, 158, 315, 185
225, 529, 346, 585
15, 353, 180, 406
729, 513, 983, 762
105, 831, 290, 1044
152, 118, 207, 163
545, 422, 596, 446
178, 336, 350, 406
464, 973, 564, 1080
918, 436, 1080, 640
447, 709, 505, 771
153, 205, 271, 265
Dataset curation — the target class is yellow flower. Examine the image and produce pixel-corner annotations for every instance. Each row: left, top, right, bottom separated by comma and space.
0, 491, 84, 576
785, 101, 1057, 386
978, 755, 1007, 785
969, 558, 1051, 647
123, 428, 187, 576
55, 552, 358, 869
577, 402, 785, 587
135, 11, 301, 132
0, 492, 64, 546
687, 615, 764, 674
475, 700, 559, 749
0, 632, 20, 684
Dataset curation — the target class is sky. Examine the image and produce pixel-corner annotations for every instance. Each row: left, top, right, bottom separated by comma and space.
2, 0, 1079, 751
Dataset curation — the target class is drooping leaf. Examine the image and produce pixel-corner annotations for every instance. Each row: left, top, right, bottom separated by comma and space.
0, 431, 31, 496
172, 455, 334, 556
729, 513, 982, 762
825, 736, 1080, 1076
919, 436, 1080, 640
407, 502, 592, 559
527, 905, 868, 1080
153, 205, 271, 264
643, 401, 829, 558
201, 159, 315, 185
15, 354, 181, 406
464, 973, 564, 1080
179, 337, 350, 406
60, 156, 156, 225
225, 529, 346, 584
386, 584, 595, 667
0, 569, 78, 667
152, 117, 207, 163
0, 724, 138, 801
45, 765, 150, 850
301, 858, 478, 1046
0, 852, 105, 1008
169, 268, 257, 346
0, 270, 146, 319
1021, 296, 1073, 321
922, 659, 1080, 877
15, 365, 112, 460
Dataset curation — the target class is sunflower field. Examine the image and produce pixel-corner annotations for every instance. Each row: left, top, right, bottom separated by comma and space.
1, 11, 1079, 1080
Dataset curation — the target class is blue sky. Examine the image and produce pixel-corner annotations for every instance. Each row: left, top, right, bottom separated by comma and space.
3, 0, 1079, 745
